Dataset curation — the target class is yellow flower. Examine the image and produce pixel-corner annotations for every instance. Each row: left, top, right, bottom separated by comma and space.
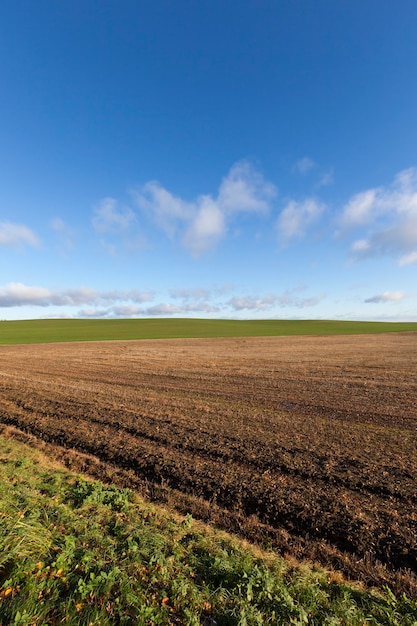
56, 569, 64, 577
161, 597, 170, 605
1, 588, 13, 597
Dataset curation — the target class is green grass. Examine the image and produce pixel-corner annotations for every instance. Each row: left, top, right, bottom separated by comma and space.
1, 435, 417, 625
1, 318, 417, 344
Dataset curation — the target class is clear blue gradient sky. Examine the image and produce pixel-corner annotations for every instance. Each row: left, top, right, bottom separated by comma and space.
1, 1, 417, 320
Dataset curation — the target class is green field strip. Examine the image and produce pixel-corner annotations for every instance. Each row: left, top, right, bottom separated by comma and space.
1, 318, 417, 344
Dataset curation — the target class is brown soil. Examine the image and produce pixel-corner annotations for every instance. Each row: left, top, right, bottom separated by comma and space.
1, 332, 416, 595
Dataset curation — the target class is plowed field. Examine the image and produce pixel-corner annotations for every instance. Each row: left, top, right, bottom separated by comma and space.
1, 333, 416, 593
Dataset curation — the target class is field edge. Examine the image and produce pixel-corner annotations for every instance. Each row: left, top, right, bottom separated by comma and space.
1, 429, 417, 626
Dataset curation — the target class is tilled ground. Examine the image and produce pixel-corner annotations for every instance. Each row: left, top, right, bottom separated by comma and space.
1, 332, 416, 594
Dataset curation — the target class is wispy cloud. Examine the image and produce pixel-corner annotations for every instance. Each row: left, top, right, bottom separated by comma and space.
133, 182, 193, 238
99, 289, 153, 303
398, 251, 417, 266
364, 291, 408, 304
228, 295, 277, 311
92, 197, 136, 233
92, 197, 145, 256
228, 290, 326, 311
133, 161, 277, 257
0, 222, 40, 248
278, 290, 327, 308
144, 302, 217, 316
293, 157, 316, 175
78, 308, 112, 318
297, 294, 326, 308
79, 300, 219, 319
50, 217, 75, 251
339, 167, 417, 264
315, 169, 334, 188
276, 198, 325, 241
1, 282, 326, 317
0, 283, 153, 308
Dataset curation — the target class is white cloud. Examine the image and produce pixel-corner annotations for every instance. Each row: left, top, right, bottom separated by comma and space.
79, 299, 219, 319
351, 239, 371, 254
364, 291, 408, 304
110, 305, 148, 317
51, 287, 98, 306
0, 283, 51, 307
293, 157, 316, 175
133, 182, 193, 238
340, 167, 417, 263
100, 289, 153, 303
169, 286, 230, 313
398, 251, 417, 266
277, 198, 325, 241
92, 197, 136, 233
133, 161, 277, 256
144, 303, 186, 316
349, 218, 417, 261
296, 294, 327, 308
277, 289, 326, 308
0, 222, 40, 248
183, 197, 225, 257
145, 301, 219, 316
340, 189, 379, 228
217, 161, 277, 213
78, 308, 110, 318
228, 290, 326, 312
0, 283, 153, 308
228, 295, 277, 311
78, 304, 151, 319
183, 302, 219, 313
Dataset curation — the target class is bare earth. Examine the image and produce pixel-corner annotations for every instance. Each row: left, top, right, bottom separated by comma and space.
1, 333, 416, 593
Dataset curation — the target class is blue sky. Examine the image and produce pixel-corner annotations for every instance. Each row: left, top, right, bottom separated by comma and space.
1, 1, 417, 321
